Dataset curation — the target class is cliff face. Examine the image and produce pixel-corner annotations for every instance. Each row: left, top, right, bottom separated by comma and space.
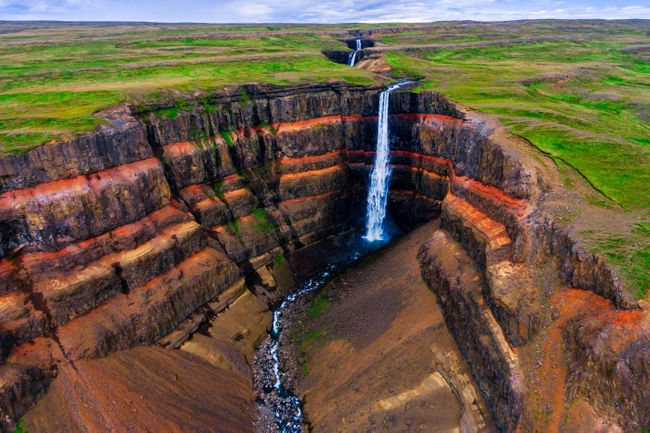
0, 83, 647, 433
414, 110, 649, 432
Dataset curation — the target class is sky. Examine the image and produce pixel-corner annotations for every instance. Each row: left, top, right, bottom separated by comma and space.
1, 0, 649, 23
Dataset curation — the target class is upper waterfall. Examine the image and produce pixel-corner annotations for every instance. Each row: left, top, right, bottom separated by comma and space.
348, 39, 362, 66
364, 82, 405, 242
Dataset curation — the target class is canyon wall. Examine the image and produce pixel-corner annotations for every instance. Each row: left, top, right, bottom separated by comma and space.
413, 110, 649, 432
0, 83, 647, 433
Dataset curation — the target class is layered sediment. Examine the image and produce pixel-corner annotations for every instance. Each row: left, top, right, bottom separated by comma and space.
0, 83, 647, 433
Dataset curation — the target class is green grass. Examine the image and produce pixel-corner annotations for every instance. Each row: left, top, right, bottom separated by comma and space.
290, 322, 326, 378
0, 24, 375, 154
300, 328, 325, 351
251, 208, 277, 235
590, 227, 650, 299
387, 40, 650, 210
309, 294, 331, 318
211, 180, 225, 199
273, 253, 286, 267
385, 27, 649, 297
300, 361, 309, 377
297, 327, 327, 377
227, 218, 241, 237
220, 130, 235, 147
11, 419, 28, 433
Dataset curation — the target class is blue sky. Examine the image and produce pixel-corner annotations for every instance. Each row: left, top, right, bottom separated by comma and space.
1, 0, 649, 22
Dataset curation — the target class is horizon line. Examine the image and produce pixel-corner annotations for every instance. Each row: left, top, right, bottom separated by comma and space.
1, 18, 649, 25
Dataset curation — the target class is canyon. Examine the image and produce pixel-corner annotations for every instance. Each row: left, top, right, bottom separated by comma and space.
0, 82, 648, 433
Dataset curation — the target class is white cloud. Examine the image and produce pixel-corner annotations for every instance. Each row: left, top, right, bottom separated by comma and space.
215, 0, 273, 21
437, 0, 496, 6
1, 0, 649, 22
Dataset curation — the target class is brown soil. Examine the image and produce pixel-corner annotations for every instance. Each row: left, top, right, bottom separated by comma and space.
292, 220, 491, 432
518, 288, 646, 433
23, 346, 255, 433
358, 54, 392, 74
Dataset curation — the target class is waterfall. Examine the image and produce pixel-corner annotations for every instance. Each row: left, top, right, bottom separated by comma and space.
364, 82, 404, 242
348, 38, 362, 66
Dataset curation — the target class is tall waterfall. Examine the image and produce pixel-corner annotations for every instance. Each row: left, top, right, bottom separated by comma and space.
364, 82, 404, 242
348, 39, 362, 66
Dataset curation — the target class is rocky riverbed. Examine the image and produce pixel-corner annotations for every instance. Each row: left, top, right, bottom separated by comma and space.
252, 236, 384, 433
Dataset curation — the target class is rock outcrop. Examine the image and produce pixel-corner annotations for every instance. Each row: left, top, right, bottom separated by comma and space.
0, 83, 646, 433
413, 108, 648, 432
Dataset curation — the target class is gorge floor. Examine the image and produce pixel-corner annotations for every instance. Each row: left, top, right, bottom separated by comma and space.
288, 220, 492, 433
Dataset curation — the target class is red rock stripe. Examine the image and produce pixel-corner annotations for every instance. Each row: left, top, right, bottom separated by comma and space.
0, 158, 162, 209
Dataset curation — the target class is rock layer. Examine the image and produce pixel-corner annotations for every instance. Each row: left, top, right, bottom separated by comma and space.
0, 83, 646, 433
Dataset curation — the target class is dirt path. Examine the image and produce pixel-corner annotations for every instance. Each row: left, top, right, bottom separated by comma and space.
291, 220, 492, 432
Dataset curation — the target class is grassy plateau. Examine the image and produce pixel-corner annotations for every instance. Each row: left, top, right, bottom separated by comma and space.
0, 20, 648, 297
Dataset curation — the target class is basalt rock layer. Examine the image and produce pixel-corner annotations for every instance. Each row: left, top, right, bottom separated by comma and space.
0, 83, 647, 433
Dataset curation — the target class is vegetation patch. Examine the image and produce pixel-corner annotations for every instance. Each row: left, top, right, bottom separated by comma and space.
239, 87, 253, 105
211, 180, 225, 199
155, 106, 181, 119
251, 208, 277, 234
309, 294, 331, 318
300, 328, 325, 352
290, 321, 327, 378
220, 130, 235, 147
11, 419, 28, 433
273, 252, 286, 267
227, 218, 241, 237
587, 228, 650, 299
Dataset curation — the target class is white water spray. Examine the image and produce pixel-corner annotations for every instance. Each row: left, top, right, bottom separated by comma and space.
348, 39, 362, 66
364, 82, 405, 242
